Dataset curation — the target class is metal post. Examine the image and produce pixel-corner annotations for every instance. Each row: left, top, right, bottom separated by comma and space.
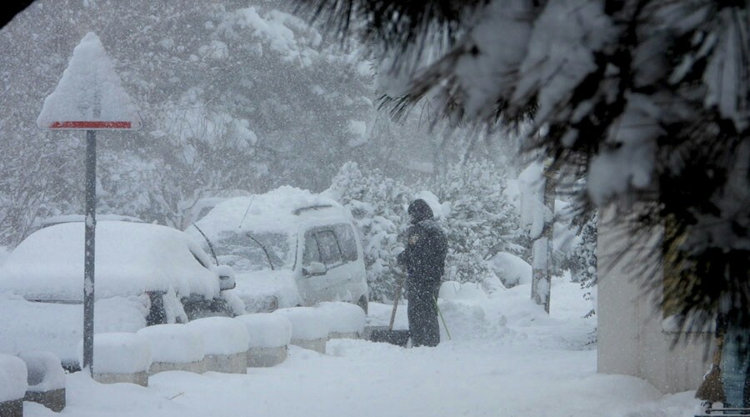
83, 129, 96, 375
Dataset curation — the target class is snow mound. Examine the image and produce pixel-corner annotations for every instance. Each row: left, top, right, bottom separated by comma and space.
235, 313, 292, 348
440, 281, 488, 301
193, 186, 349, 237
36, 32, 141, 129
315, 302, 365, 334
0, 221, 219, 302
0, 354, 27, 402
137, 324, 204, 363
186, 317, 250, 355
489, 252, 532, 288
0, 293, 149, 367
84, 333, 152, 374
18, 351, 65, 392
273, 307, 328, 340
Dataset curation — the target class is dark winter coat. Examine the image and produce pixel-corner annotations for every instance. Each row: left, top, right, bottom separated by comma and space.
398, 218, 447, 292
397, 199, 447, 347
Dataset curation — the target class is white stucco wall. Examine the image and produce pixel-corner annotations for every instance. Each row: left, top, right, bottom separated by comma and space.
597, 206, 713, 393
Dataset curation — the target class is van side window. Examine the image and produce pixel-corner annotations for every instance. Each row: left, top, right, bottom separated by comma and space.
334, 224, 358, 262
302, 232, 320, 266
316, 230, 343, 267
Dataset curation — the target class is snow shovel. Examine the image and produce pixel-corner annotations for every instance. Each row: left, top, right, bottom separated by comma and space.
366, 271, 410, 347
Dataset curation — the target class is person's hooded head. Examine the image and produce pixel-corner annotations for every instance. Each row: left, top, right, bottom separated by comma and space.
408, 199, 433, 224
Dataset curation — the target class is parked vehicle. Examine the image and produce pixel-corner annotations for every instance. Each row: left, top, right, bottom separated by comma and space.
189, 186, 369, 314
0, 220, 242, 369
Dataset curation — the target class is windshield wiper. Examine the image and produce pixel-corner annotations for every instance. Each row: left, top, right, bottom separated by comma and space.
246, 232, 275, 271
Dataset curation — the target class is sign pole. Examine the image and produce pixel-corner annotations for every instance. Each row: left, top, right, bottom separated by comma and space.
83, 129, 96, 375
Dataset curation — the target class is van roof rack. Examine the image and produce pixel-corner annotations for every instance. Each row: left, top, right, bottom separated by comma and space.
293, 204, 334, 215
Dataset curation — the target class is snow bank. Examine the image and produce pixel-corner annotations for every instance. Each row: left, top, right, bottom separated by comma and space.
186, 317, 250, 355
315, 302, 365, 335
136, 324, 204, 363
18, 351, 65, 392
272, 307, 328, 340
235, 313, 292, 348
489, 252, 532, 288
440, 281, 488, 301
0, 293, 149, 367
83, 333, 151, 374
0, 354, 27, 402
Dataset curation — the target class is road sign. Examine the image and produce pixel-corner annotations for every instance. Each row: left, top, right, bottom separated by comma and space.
37, 32, 141, 376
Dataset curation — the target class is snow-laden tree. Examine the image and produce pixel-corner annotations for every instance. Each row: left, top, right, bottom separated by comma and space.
429, 159, 520, 285
0, 0, 378, 245
301, 0, 750, 333
326, 161, 412, 302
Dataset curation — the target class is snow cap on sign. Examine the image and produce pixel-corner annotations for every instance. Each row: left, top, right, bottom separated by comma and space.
36, 32, 141, 130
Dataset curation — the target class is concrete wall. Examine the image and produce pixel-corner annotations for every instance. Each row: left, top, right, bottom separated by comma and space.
597, 206, 713, 393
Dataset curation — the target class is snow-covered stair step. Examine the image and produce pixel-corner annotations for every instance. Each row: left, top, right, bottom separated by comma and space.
19, 351, 66, 411
187, 317, 249, 374
273, 307, 328, 354
316, 302, 365, 339
86, 333, 151, 386
235, 313, 292, 367
137, 324, 206, 375
0, 354, 27, 417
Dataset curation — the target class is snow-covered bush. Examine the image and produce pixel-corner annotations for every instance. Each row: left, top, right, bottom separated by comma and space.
489, 252, 531, 289
326, 162, 411, 302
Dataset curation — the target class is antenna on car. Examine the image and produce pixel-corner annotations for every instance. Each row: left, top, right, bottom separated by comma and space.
190, 223, 219, 266
238, 196, 255, 230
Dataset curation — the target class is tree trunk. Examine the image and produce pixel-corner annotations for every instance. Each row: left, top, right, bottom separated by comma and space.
531, 162, 555, 313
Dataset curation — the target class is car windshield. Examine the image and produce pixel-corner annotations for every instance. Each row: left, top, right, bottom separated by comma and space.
213, 231, 291, 272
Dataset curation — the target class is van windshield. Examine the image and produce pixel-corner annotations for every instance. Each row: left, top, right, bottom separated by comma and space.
213, 231, 291, 272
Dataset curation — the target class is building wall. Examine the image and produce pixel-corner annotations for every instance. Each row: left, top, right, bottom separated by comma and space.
597, 206, 713, 393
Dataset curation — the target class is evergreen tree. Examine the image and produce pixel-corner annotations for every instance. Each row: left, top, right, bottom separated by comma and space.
301, 0, 750, 333
327, 161, 412, 302
429, 159, 520, 284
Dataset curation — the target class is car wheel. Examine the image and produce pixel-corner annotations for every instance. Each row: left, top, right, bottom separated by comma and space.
356, 295, 368, 315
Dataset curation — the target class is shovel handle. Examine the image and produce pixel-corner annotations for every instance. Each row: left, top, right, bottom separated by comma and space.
389, 271, 406, 330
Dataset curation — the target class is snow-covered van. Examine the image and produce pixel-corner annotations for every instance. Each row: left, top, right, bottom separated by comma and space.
188, 186, 369, 314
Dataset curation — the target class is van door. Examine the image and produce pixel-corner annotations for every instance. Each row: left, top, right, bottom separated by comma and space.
300, 229, 342, 303
300, 225, 365, 304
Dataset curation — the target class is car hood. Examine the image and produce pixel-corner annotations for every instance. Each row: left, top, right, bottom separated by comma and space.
233, 269, 301, 312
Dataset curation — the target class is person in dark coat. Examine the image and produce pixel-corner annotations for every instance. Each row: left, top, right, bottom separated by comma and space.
397, 199, 447, 347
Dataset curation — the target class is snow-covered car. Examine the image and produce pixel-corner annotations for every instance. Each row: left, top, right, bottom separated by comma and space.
189, 186, 369, 314
0, 220, 243, 369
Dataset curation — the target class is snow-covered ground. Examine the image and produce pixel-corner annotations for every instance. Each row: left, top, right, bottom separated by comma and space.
19, 278, 701, 417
